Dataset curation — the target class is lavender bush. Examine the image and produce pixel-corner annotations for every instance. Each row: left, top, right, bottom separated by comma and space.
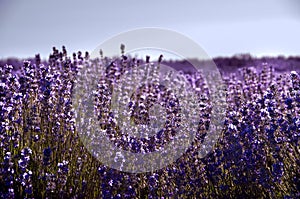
0, 46, 299, 198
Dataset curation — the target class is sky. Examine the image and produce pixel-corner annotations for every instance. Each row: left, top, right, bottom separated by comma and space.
0, 0, 299, 59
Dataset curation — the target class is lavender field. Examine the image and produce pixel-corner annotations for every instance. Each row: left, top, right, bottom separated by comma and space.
0, 46, 300, 198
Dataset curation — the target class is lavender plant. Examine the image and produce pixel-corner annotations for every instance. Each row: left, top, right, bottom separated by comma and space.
0, 46, 299, 198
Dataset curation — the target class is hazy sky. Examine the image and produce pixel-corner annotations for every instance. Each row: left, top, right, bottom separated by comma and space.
0, 0, 299, 59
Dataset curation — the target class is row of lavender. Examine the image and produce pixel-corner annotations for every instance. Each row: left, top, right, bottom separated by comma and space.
0, 46, 300, 198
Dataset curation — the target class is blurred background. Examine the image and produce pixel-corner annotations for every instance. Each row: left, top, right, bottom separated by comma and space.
0, 0, 299, 59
